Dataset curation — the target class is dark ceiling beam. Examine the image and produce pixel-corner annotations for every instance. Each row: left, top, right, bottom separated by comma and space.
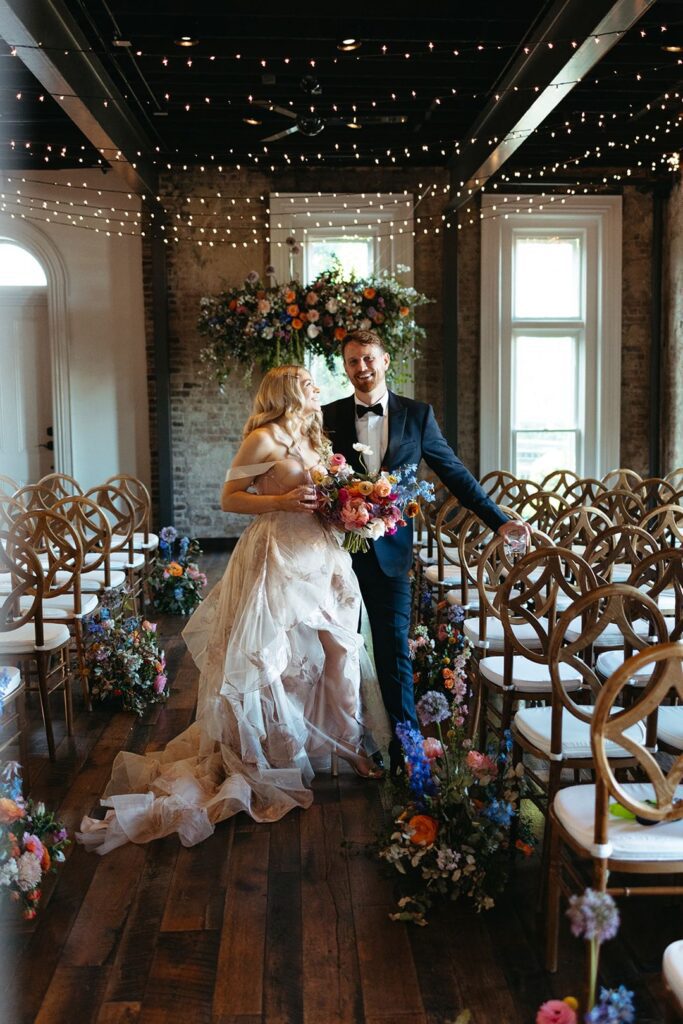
0, 0, 158, 200
447, 0, 656, 210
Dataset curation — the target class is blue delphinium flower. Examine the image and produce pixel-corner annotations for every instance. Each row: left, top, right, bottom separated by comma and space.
567, 889, 620, 943
174, 586, 183, 601
179, 536, 190, 559
395, 722, 437, 802
585, 985, 635, 1023
484, 798, 514, 828
0, 667, 10, 716
416, 691, 450, 726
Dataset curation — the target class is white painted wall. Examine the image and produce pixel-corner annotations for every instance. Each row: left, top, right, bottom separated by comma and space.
0, 169, 150, 491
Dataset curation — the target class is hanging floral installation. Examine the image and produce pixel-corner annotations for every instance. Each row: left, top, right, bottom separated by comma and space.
197, 249, 432, 386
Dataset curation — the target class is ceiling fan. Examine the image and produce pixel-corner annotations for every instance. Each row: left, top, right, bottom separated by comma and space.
251, 75, 408, 142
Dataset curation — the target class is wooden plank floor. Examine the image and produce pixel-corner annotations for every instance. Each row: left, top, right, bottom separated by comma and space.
1, 553, 677, 1024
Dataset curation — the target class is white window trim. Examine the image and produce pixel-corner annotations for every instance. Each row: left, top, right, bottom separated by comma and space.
480, 194, 622, 479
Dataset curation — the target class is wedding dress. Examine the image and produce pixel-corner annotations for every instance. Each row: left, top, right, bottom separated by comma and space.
77, 454, 389, 854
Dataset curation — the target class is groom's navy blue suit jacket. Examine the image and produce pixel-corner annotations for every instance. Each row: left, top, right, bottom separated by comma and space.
322, 391, 509, 577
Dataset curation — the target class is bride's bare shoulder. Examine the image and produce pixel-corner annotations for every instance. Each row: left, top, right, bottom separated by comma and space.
234, 426, 280, 463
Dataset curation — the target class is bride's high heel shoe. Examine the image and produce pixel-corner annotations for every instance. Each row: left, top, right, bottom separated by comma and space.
330, 746, 384, 780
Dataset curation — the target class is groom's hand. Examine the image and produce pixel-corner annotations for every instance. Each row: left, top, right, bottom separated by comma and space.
496, 519, 532, 550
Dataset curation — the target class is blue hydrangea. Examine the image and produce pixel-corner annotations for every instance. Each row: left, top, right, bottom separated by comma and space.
585, 986, 635, 1023
484, 798, 515, 828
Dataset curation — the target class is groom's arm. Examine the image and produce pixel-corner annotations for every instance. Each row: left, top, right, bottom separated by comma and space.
420, 405, 509, 533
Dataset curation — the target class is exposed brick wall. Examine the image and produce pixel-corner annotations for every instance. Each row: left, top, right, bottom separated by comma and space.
663, 174, 683, 475
620, 187, 653, 476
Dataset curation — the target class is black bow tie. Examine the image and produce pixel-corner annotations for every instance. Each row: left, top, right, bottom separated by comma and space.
356, 402, 384, 418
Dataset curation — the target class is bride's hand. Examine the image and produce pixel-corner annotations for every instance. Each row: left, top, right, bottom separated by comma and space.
278, 484, 318, 514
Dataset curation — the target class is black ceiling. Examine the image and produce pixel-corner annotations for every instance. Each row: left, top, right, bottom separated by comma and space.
1, 0, 683, 186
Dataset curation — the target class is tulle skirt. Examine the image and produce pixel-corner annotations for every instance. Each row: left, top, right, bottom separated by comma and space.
77, 512, 389, 853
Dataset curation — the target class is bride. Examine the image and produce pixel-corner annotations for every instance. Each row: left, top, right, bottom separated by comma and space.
78, 365, 386, 854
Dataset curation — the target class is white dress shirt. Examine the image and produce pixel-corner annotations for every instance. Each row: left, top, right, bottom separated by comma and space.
354, 391, 389, 476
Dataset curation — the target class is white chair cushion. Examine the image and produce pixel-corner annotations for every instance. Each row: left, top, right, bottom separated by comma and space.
19, 593, 99, 619
54, 568, 126, 591
663, 940, 683, 1007
0, 622, 70, 654
595, 649, 655, 685
464, 616, 549, 652
424, 562, 462, 586
514, 705, 646, 758
0, 665, 22, 702
108, 551, 145, 570
416, 547, 438, 566
562, 616, 674, 645
657, 706, 683, 752
445, 588, 479, 611
554, 782, 683, 861
480, 655, 582, 692
113, 531, 159, 551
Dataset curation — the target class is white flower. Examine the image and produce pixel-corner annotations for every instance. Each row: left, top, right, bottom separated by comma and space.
325, 298, 338, 314
0, 859, 19, 887
261, 326, 274, 340
352, 442, 373, 457
306, 324, 321, 339
362, 520, 386, 541
16, 852, 42, 891
53, 850, 66, 863
359, 318, 371, 331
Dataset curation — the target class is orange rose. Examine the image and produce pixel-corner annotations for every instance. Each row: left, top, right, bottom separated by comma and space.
287, 304, 299, 317
41, 846, 52, 871
284, 289, 296, 303
372, 477, 392, 499
0, 798, 25, 824
405, 500, 419, 519
363, 287, 376, 299
167, 561, 183, 577
292, 318, 303, 330
334, 327, 346, 341
399, 306, 410, 317
228, 298, 237, 311
408, 814, 439, 846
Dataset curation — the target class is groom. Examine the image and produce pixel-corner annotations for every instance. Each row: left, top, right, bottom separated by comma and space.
322, 329, 528, 773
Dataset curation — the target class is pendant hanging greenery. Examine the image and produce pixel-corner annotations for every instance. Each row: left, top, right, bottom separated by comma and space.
197, 255, 432, 387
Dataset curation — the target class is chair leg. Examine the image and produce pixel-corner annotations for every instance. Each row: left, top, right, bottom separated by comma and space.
17, 684, 31, 795
478, 683, 489, 751
545, 816, 562, 973
61, 648, 74, 736
73, 618, 92, 711
35, 650, 56, 760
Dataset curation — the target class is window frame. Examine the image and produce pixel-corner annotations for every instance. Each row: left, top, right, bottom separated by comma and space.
480, 194, 622, 479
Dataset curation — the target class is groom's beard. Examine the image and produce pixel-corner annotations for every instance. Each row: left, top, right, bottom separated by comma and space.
352, 373, 378, 393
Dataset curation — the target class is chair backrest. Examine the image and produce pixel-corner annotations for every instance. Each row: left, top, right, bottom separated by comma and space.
664, 467, 683, 491
473, 528, 553, 645
497, 478, 542, 510
0, 526, 45, 644
513, 490, 570, 534
454, 505, 523, 609
591, 488, 647, 525
84, 484, 136, 556
10, 510, 83, 607
548, 503, 613, 550
0, 475, 19, 497
562, 476, 608, 506
540, 469, 580, 496
0, 494, 29, 528
591, 643, 683, 842
583, 523, 658, 585
52, 495, 113, 582
636, 477, 678, 509
479, 470, 517, 501
433, 495, 467, 569
601, 467, 644, 490
37, 472, 83, 500
639, 503, 683, 549
103, 474, 151, 539
12, 482, 57, 512
625, 547, 683, 641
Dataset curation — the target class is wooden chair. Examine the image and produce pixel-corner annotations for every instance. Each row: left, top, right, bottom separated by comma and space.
583, 522, 659, 586
639, 504, 683, 550
591, 488, 647, 525
562, 477, 608, 506
0, 474, 19, 497
601, 467, 644, 490
479, 470, 517, 501
104, 473, 159, 558
37, 472, 83, 500
0, 665, 30, 793
663, 940, 683, 1023
85, 484, 144, 613
540, 469, 579, 495
636, 477, 678, 509
421, 495, 468, 617
665, 468, 683, 491
12, 482, 62, 511
545, 642, 683, 974
0, 526, 71, 760
497, 477, 542, 511
513, 490, 570, 535
548, 504, 613, 559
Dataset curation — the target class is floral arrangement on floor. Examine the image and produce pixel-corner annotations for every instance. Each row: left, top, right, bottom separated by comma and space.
0, 762, 69, 919
408, 604, 472, 702
197, 254, 431, 386
375, 682, 530, 926
537, 889, 635, 1023
148, 526, 207, 616
84, 609, 168, 715
313, 447, 435, 553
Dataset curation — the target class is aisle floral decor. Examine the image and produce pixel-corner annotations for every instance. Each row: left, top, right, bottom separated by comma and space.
197, 254, 431, 386
536, 889, 635, 1023
148, 526, 207, 616
375, 680, 530, 926
0, 762, 69, 919
84, 609, 169, 715
408, 604, 472, 703
314, 449, 435, 553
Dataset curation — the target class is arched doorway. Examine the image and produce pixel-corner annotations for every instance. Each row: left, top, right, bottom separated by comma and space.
0, 240, 52, 483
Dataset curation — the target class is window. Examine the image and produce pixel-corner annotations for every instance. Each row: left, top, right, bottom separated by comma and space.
0, 242, 47, 286
480, 196, 622, 480
269, 193, 414, 403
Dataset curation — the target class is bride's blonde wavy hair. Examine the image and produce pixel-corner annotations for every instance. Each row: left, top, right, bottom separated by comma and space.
243, 364, 324, 451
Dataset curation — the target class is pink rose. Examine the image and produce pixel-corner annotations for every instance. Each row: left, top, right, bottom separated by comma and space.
305, 291, 319, 306
142, 620, 157, 632
257, 298, 271, 315
154, 674, 167, 694
466, 750, 498, 779
536, 1001, 577, 1024
372, 477, 392, 499
307, 308, 320, 322
340, 501, 371, 529
329, 452, 347, 469
423, 738, 443, 761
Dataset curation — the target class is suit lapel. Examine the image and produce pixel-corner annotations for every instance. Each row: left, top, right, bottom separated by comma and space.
383, 391, 407, 470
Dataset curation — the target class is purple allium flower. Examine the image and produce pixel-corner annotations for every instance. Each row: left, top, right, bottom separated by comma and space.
265, 264, 276, 275
285, 236, 296, 246
584, 986, 635, 1023
416, 690, 450, 726
159, 526, 178, 545
245, 270, 259, 284
566, 889, 620, 943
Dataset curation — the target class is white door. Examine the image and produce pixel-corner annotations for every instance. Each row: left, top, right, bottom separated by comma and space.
0, 288, 53, 485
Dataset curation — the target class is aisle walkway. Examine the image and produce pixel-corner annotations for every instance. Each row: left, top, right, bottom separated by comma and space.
0, 554, 673, 1023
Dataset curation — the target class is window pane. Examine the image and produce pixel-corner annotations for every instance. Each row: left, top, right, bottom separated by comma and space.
513, 236, 580, 318
306, 239, 372, 282
513, 334, 576, 430
515, 431, 577, 480
0, 243, 47, 286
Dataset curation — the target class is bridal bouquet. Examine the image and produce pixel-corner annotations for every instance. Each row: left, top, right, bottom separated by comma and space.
313, 445, 435, 553
0, 762, 69, 919
85, 610, 169, 715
